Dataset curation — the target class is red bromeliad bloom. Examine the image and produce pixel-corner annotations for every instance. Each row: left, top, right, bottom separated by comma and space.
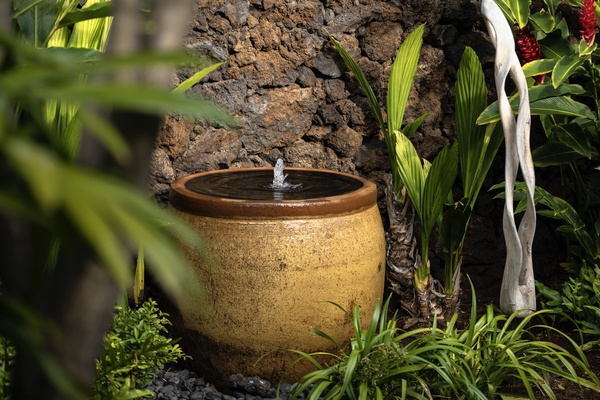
515, 25, 545, 84
580, 0, 598, 46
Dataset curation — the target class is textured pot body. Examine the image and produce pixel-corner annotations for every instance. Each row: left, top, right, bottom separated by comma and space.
168, 168, 385, 385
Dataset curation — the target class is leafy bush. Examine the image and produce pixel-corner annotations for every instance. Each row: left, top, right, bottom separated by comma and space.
538, 261, 600, 350
288, 287, 600, 399
0, 337, 13, 400
93, 299, 189, 400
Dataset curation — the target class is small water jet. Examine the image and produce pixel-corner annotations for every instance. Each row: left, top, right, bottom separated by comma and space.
269, 158, 303, 192
168, 164, 385, 388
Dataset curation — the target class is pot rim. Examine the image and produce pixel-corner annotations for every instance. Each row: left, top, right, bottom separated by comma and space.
169, 167, 377, 218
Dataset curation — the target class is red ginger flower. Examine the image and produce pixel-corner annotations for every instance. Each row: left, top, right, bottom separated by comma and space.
515, 25, 545, 84
580, 0, 598, 46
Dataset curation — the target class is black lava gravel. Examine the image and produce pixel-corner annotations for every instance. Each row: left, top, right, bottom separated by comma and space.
146, 369, 302, 400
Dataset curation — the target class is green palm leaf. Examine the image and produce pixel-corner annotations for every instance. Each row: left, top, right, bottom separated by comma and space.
172, 61, 226, 94
393, 131, 425, 217
421, 143, 458, 236
456, 46, 491, 199
387, 24, 424, 139
325, 31, 384, 134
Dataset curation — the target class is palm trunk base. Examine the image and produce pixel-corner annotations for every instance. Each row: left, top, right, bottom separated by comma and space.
443, 259, 462, 320
385, 174, 463, 323
385, 175, 449, 323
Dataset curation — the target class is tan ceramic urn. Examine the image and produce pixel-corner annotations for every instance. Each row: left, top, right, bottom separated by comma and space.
168, 167, 385, 386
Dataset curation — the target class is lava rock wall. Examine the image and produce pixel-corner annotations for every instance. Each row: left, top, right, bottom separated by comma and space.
151, 0, 563, 301
151, 0, 488, 192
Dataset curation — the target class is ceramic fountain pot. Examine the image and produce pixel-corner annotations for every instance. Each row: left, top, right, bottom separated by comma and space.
168, 166, 385, 386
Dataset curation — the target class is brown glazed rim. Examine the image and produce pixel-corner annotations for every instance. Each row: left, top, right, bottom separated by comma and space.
169, 167, 377, 218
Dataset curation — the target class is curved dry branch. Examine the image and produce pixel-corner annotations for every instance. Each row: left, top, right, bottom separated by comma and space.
481, 0, 537, 317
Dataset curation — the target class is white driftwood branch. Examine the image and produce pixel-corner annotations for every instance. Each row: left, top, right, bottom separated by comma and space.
481, 0, 537, 317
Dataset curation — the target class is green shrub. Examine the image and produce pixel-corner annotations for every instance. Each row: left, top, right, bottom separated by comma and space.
288, 287, 600, 400
538, 261, 600, 350
93, 299, 189, 400
0, 337, 14, 400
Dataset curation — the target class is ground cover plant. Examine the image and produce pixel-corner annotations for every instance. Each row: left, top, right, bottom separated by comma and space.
0, 338, 12, 400
0, 298, 185, 400
93, 299, 188, 400
287, 286, 600, 400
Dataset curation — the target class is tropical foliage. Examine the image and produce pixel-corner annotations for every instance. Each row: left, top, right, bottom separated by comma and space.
480, 0, 600, 268
439, 47, 503, 302
328, 28, 502, 318
481, 0, 600, 335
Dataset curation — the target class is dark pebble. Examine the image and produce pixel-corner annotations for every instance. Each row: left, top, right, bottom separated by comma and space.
159, 384, 176, 394
177, 370, 191, 381
145, 368, 298, 400
205, 391, 222, 400
164, 371, 177, 380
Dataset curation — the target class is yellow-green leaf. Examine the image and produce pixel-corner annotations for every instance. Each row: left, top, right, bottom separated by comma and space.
552, 54, 584, 88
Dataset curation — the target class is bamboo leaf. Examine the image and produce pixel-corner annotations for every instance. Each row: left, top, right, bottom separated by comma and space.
5, 139, 61, 212
134, 245, 145, 307
77, 108, 131, 164
44, 47, 103, 62
62, 173, 132, 287
50, 84, 236, 126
